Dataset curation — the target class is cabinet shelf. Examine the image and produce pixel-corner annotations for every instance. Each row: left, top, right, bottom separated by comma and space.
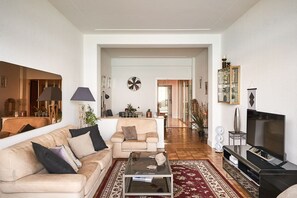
218, 66, 240, 104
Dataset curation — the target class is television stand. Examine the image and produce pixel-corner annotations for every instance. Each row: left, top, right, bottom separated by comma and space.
223, 145, 297, 198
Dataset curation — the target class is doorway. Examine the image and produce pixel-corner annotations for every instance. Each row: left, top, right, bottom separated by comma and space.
157, 80, 191, 127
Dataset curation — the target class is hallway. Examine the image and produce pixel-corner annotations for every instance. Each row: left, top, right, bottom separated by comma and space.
164, 125, 250, 197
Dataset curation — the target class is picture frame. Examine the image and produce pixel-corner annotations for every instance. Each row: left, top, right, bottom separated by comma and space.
247, 88, 257, 110
0, 75, 7, 88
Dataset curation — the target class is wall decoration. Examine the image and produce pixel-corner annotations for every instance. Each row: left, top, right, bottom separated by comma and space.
0, 75, 7, 88
199, 77, 202, 89
205, 81, 208, 95
215, 126, 224, 152
247, 88, 257, 110
101, 75, 106, 89
127, 76, 141, 91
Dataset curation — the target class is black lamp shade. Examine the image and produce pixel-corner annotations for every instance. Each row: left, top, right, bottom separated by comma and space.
70, 87, 95, 101
37, 87, 62, 101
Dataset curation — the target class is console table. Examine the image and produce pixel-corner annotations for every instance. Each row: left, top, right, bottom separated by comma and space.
223, 145, 297, 198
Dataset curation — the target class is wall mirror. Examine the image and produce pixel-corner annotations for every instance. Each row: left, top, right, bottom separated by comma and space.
0, 61, 62, 139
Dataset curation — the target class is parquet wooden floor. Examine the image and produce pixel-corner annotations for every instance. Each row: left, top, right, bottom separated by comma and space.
165, 127, 251, 198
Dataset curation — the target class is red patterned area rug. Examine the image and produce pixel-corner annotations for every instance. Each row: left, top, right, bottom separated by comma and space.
95, 160, 243, 198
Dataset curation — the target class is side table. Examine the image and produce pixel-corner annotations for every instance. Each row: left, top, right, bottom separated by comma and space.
228, 131, 246, 145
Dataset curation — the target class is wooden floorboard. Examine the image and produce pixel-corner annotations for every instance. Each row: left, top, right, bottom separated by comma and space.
165, 127, 252, 198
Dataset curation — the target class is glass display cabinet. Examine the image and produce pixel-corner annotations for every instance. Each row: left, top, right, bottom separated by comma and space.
218, 66, 240, 104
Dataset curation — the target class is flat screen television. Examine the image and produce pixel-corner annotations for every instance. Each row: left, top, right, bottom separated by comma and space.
247, 109, 285, 161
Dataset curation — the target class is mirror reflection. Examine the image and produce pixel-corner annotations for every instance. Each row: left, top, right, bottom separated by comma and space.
0, 61, 62, 139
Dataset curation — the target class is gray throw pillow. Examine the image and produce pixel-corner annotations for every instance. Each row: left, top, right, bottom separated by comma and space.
122, 126, 137, 140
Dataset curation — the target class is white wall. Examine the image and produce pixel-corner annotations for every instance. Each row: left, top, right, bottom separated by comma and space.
111, 58, 192, 116
83, 34, 221, 148
194, 49, 208, 103
222, 0, 297, 164
0, 0, 83, 148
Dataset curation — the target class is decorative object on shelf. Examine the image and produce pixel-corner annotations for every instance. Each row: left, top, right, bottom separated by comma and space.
191, 99, 208, 136
215, 126, 224, 152
70, 87, 95, 127
146, 109, 152, 118
123, 103, 138, 117
234, 107, 240, 132
247, 88, 257, 110
127, 76, 141, 91
37, 87, 62, 124
218, 65, 240, 104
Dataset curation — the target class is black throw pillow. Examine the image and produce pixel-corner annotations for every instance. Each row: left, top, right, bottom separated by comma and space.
32, 142, 76, 174
69, 124, 108, 151
18, 124, 35, 133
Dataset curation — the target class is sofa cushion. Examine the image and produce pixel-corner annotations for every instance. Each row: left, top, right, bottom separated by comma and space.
0, 173, 86, 193
116, 118, 157, 134
32, 142, 76, 174
0, 133, 56, 182
80, 149, 112, 170
68, 132, 96, 158
69, 125, 108, 151
49, 145, 79, 172
122, 140, 147, 150
122, 126, 137, 140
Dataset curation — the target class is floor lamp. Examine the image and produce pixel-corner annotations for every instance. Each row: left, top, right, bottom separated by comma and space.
70, 87, 95, 128
37, 87, 62, 123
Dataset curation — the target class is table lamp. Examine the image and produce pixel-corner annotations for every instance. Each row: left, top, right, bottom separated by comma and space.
37, 87, 62, 123
70, 87, 95, 127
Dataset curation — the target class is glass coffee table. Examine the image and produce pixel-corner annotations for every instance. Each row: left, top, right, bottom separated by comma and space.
123, 152, 173, 197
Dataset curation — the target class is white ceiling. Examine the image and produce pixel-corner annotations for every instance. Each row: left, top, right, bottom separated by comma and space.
49, 0, 259, 34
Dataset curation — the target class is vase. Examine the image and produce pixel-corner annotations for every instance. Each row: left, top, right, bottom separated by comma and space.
234, 107, 240, 132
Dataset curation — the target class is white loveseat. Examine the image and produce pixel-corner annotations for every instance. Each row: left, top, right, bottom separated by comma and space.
110, 118, 159, 158
0, 125, 112, 198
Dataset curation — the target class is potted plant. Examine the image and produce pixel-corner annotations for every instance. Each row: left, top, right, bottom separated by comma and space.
191, 100, 208, 137
84, 105, 98, 126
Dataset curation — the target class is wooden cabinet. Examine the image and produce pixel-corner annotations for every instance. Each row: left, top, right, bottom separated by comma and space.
218, 66, 240, 104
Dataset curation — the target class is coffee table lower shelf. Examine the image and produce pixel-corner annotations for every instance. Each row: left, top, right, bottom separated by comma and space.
123, 175, 173, 197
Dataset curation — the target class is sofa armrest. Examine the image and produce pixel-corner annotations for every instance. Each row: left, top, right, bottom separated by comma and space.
110, 132, 124, 143
105, 140, 113, 150
0, 174, 86, 193
146, 132, 159, 143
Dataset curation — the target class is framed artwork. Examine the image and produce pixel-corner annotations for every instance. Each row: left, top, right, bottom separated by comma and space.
127, 76, 141, 91
247, 88, 257, 110
0, 75, 7, 88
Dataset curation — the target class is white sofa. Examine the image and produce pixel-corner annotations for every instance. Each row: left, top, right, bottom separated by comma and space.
110, 118, 159, 158
0, 125, 112, 198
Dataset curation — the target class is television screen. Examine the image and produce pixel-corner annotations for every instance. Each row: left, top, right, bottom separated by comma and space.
247, 109, 285, 161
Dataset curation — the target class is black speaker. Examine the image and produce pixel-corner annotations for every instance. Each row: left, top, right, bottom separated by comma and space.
106, 109, 113, 117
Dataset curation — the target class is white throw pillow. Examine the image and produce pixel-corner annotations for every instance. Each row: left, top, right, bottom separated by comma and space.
67, 132, 96, 158
63, 145, 82, 168
49, 145, 79, 172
